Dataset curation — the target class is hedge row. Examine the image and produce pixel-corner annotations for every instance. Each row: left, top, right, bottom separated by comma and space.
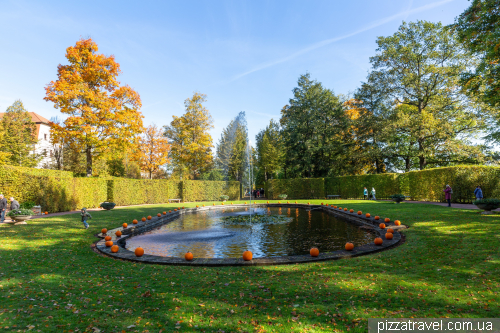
183, 180, 239, 202
267, 165, 500, 203
106, 178, 175, 206
266, 178, 325, 199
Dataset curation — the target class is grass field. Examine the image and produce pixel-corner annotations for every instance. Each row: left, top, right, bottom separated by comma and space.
1, 200, 499, 332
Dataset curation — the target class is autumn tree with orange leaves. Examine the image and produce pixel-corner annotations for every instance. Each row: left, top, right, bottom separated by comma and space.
132, 124, 170, 179
44, 38, 144, 177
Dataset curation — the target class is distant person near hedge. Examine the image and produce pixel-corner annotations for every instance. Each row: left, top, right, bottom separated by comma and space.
81, 207, 92, 229
363, 187, 368, 200
0, 194, 7, 223
371, 188, 376, 200
474, 186, 483, 200
9, 197, 19, 210
444, 185, 452, 207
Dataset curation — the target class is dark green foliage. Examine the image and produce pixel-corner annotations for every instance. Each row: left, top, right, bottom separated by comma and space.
7, 208, 34, 216
19, 201, 36, 209
473, 198, 500, 210
99, 202, 116, 210
266, 178, 325, 199
255, 119, 284, 181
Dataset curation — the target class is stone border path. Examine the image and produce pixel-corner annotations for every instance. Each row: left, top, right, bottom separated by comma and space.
93, 204, 406, 266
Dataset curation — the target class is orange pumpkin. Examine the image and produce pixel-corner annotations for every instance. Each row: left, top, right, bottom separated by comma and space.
338, 207, 342, 210
365, 213, 371, 218
345, 242, 354, 251
185, 252, 194, 261
115, 230, 122, 237
213, 203, 215, 206
394, 220, 401, 226
310, 247, 319, 257
267, 201, 269, 204
169, 210, 172, 213
135, 247, 145, 257
374, 237, 383, 246
147, 216, 152, 220
321, 203, 324, 205
244, 202, 247, 204
287, 201, 290, 204
278, 201, 281, 204
157, 213, 161, 217
101, 228, 107, 234
242, 251, 253, 261
349, 209, 354, 213
221, 202, 224, 205
196, 205, 199, 208
105, 240, 113, 247
111, 245, 119, 253
133, 219, 138, 224
295, 201, 297, 204
379, 223, 386, 229
308, 202, 310, 205
334, 206, 337, 209
385, 233, 394, 240
105, 236, 112, 241
182, 207, 185, 209
178, 207, 181, 210
357, 211, 362, 215
45, 211, 48, 215
343, 208, 348, 211
141, 217, 146, 222
374, 216, 380, 220
254, 201, 257, 204
387, 228, 394, 233
122, 223, 128, 228
203, 204, 205, 207
384, 218, 390, 223
331, 205, 334, 207
163, 211, 167, 215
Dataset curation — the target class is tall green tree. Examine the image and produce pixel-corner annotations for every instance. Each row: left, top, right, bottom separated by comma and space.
255, 119, 284, 181
0, 100, 39, 167
369, 20, 486, 170
280, 74, 348, 178
215, 115, 248, 182
164, 93, 214, 179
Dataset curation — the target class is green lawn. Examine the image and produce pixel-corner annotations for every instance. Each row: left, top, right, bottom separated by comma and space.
1, 200, 499, 332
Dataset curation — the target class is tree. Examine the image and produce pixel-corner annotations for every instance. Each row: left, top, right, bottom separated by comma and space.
255, 119, 284, 181
0, 100, 39, 167
164, 93, 214, 179
280, 74, 348, 178
369, 21, 486, 170
133, 124, 170, 179
44, 38, 144, 177
215, 113, 249, 182
455, 0, 500, 107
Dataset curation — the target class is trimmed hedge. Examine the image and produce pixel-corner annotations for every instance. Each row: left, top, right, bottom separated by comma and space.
408, 165, 500, 203
183, 180, 239, 202
325, 173, 404, 200
266, 178, 325, 199
107, 178, 175, 206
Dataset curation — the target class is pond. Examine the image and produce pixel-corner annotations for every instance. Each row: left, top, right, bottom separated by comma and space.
125, 207, 375, 259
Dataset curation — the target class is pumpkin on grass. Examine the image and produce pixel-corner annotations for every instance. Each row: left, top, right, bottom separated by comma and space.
385, 233, 394, 240
242, 251, 253, 261
379, 223, 386, 229
132, 219, 138, 224
185, 252, 194, 261
115, 230, 122, 237
105, 241, 113, 247
310, 247, 319, 257
321, 203, 324, 205
104, 236, 112, 241
196, 205, 199, 208
111, 245, 119, 253
394, 220, 401, 226
135, 247, 144, 257
345, 242, 354, 251
101, 228, 107, 234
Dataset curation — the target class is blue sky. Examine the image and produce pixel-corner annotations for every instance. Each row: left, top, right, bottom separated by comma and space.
0, 0, 470, 145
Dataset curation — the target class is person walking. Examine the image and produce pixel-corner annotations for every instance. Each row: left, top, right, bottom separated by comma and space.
474, 185, 483, 200
444, 185, 452, 207
363, 187, 368, 200
9, 197, 19, 210
371, 187, 376, 200
80, 207, 92, 229
0, 194, 7, 223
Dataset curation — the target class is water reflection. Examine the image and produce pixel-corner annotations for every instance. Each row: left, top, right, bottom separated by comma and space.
126, 207, 374, 259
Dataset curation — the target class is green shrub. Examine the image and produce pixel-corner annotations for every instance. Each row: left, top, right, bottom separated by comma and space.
325, 173, 404, 200
220, 195, 229, 201
472, 198, 500, 206
7, 208, 34, 216
19, 201, 36, 209
278, 194, 288, 200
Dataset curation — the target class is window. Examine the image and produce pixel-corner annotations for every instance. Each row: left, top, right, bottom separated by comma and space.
44, 134, 47, 140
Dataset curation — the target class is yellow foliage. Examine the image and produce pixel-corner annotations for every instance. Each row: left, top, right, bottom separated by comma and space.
132, 124, 170, 179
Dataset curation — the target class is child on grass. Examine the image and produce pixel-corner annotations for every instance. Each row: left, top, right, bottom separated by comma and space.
81, 207, 92, 229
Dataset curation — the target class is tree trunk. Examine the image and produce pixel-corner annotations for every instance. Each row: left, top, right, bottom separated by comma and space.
418, 141, 426, 170
405, 157, 411, 172
86, 146, 92, 177
150, 170, 153, 179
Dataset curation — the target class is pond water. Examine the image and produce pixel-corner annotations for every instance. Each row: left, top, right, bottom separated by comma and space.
125, 207, 375, 258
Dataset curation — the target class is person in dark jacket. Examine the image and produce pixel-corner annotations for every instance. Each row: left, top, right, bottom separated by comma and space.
80, 207, 92, 229
474, 186, 483, 200
9, 197, 20, 210
0, 194, 7, 223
